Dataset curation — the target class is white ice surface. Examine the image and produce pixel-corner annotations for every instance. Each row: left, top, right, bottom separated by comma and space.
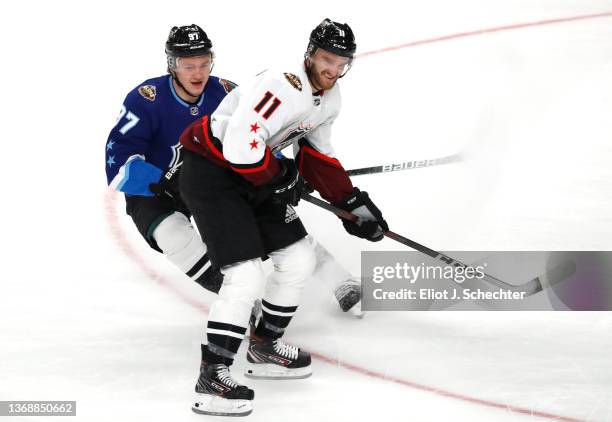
2, 1, 612, 421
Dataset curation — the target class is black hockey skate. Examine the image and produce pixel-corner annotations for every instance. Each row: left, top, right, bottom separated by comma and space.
245, 333, 312, 379
192, 362, 254, 416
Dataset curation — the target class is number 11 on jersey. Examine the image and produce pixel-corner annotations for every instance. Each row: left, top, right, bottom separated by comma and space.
254, 91, 281, 120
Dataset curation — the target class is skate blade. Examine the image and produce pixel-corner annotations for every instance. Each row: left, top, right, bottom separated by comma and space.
244, 363, 312, 380
192, 394, 253, 417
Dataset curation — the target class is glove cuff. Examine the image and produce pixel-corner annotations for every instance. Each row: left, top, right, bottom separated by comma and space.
269, 158, 298, 194
336, 187, 363, 211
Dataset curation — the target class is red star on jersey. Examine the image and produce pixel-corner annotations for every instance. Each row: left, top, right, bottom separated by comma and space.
249, 139, 259, 150
250, 122, 260, 133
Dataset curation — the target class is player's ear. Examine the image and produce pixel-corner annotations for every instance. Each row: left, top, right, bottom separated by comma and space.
304, 55, 312, 69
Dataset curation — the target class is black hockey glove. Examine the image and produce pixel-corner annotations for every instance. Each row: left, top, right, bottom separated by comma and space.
300, 179, 315, 195
149, 164, 181, 199
268, 158, 303, 206
336, 188, 389, 242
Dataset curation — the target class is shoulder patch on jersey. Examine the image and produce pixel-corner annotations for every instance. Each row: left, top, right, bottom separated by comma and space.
283, 73, 302, 91
218, 78, 237, 94
138, 85, 157, 101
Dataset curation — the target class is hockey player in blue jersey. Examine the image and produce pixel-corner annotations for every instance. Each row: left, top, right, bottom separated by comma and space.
105, 24, 232, 291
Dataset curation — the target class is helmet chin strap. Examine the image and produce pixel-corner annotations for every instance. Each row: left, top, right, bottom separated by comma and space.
171, 71, 201, 103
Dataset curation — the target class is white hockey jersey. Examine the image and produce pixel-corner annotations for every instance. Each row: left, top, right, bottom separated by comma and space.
180, 61, 354, 203
210, 62, 340, 164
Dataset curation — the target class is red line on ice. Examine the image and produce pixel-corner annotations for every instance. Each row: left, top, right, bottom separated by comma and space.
356, 11, 612, 59
311, 351, 583, 422
104, 11, 612, 421
104, 190, 209, 314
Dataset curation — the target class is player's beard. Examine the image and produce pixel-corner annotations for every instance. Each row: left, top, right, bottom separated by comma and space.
307, 61, 339, 91
312, 71, 338, 91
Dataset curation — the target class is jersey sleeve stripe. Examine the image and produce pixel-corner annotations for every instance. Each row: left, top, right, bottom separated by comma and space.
200, 115, 226, 161
229, 147, 272, 173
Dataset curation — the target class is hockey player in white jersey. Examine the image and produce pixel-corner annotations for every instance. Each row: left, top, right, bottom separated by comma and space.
107, 24, 362, 314
179, 19, 388, 416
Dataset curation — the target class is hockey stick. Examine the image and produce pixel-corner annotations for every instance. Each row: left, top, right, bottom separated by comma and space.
346, 152, 462, 177
301, 193, 575, 296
